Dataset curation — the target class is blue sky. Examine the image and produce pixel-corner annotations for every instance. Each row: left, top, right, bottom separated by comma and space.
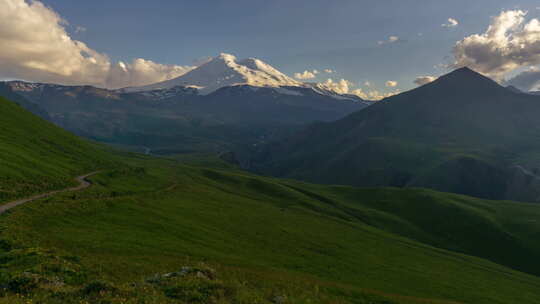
4, 0, 540, 95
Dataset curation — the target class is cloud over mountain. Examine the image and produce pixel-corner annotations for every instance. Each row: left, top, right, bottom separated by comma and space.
316, 78, 399, 100
452, 10, 540, 80
0, 0, 193, 88
318, 79, 353, 94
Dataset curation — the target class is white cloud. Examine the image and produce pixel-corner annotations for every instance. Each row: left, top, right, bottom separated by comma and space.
414, 76, 437, 86
442, 18, 459, 28
452, 10, 540, 80
294, 70, 319, 80
352, 89, 400, 100
0, 0, 193, 89
107, 59, 195, 88
318, 79, 353, 94
317, 78, 399, 100
385, 81, 398, 87
323, 69, 335, 74
364, 81, 372, 87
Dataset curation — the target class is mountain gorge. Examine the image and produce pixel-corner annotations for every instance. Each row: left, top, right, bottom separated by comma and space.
254, 68, 540, 202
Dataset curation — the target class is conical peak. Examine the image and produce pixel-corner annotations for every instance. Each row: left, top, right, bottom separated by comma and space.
429, 66, 502, 89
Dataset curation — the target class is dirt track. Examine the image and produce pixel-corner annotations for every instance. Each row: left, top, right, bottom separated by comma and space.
0, 172, 100, 214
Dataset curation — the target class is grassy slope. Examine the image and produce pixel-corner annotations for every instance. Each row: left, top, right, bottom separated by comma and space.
2, 156, 540, 303
0, 96, 113, 202
2, 95, 540, 303
293, 183, 540, 277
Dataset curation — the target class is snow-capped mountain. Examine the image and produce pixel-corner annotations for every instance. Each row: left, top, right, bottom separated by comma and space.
120, 53, 365, 102
123, 53, 301, 95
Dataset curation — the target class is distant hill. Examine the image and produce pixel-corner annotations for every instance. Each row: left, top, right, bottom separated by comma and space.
1, 80, 369, 158
254, 67, 540, 202
0, 83, 50, 120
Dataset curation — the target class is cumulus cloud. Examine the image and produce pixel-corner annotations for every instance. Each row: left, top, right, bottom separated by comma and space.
442, 18, 459, 28
351, 88, 400, 100
318, 79, 353, 94
317, 78, 399, 100
107, 59, 195, 88
323, 69, 335, 74
0, 0, 193, 89
414, 76, 437, 86
294, 70, 319, 80
385, 81, 398, 87
452, 10, 540, 80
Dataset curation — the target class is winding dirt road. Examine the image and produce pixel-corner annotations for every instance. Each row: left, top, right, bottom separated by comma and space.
0, 171, 100, 214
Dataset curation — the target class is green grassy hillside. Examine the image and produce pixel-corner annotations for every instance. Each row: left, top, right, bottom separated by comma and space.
0, 96, 113, 202
2, 95, 540, 303
2, 157, 540, 303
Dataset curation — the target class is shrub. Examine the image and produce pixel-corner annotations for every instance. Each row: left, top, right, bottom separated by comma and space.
7, 274, 38, 293
81, 281, 116, 295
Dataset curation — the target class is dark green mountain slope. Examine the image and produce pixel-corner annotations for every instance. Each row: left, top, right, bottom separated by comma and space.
0, 96, 111, 202
254, 67, 540, 202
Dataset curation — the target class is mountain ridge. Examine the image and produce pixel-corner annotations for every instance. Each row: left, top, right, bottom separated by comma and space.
253, 67, 540, 202
1, 75, 369, 157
